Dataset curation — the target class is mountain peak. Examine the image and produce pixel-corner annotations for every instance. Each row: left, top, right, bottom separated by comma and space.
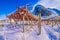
33, 5, 51, 16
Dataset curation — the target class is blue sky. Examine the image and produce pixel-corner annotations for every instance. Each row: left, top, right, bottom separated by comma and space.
0, 0, 60, 20
0, 0, 39, 20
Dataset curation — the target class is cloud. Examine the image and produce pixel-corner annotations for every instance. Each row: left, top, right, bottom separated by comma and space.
31, 0, 60, 11
0, 15, 6, 20
40, 0, 60, 8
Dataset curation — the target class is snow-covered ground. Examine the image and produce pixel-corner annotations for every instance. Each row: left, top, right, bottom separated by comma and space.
0, 22, 60, 40
42, 23, 60, 40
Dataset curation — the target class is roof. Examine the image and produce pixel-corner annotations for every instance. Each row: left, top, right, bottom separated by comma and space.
7, 6, 39, 21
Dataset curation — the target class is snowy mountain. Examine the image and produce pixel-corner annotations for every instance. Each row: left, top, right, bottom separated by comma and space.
32, 5, 58, 19
33, 5, 51, 16
48, 8, 60, 14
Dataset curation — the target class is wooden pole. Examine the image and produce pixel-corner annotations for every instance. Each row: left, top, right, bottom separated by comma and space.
25, 14, 30, 32
52, 21, 54, 27
9, 19, 13, 28
37, 12, 41, 35
22, 16, 25, 33
10, 19, 11, 25
28, 16, 33, 29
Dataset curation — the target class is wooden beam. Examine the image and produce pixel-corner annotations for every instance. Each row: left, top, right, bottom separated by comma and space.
24, 13, 30, 32
9, 19, 14, 28
22, 15, 25, 32
37, 13, 41, 35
